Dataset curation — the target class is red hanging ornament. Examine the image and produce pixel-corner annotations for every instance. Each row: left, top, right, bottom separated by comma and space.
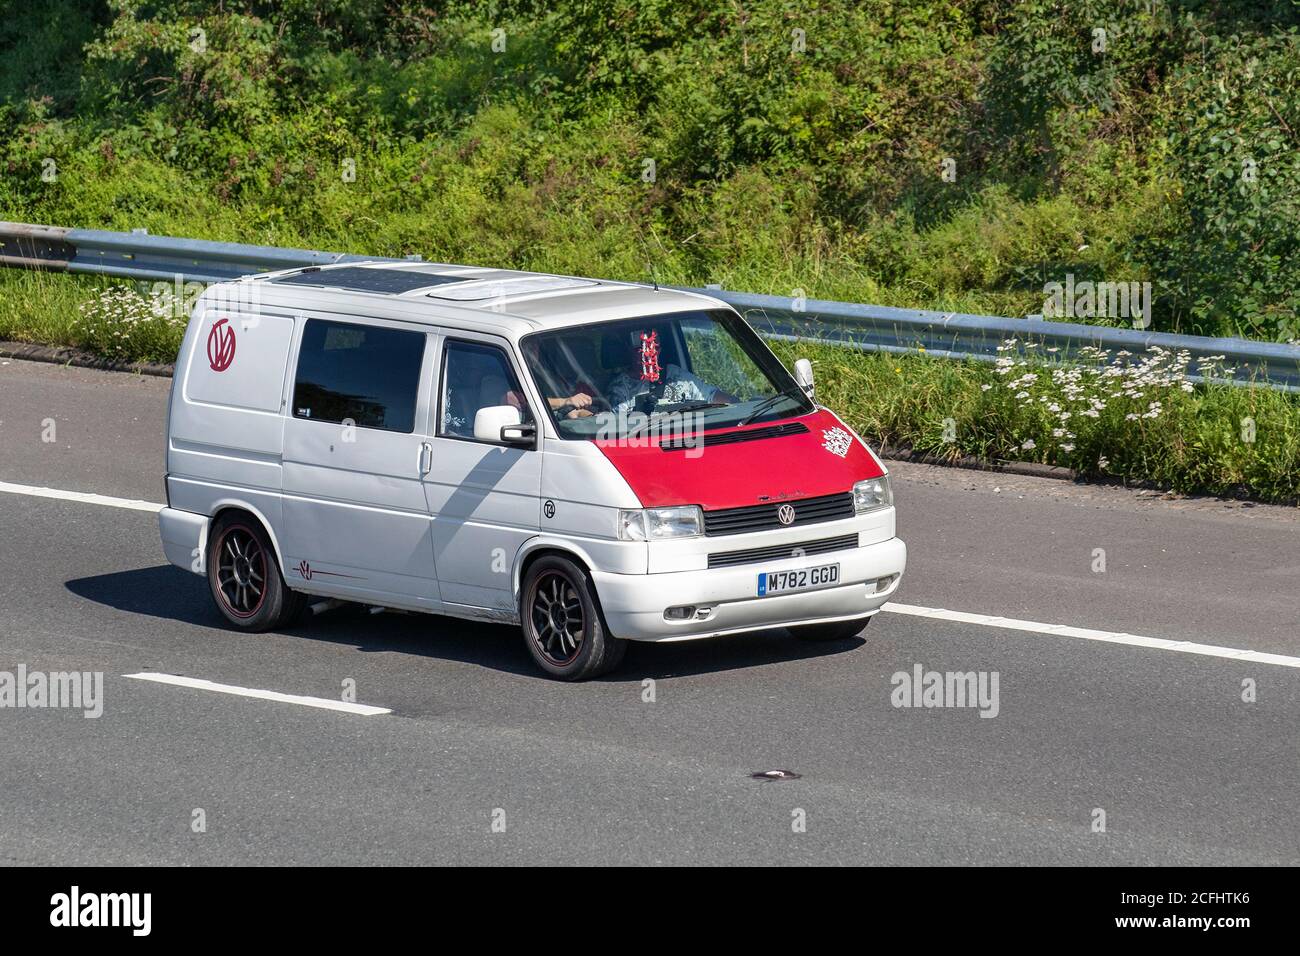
639, 330, 661, 382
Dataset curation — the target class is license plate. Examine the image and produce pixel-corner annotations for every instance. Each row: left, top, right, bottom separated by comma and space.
757, 563, 840, 597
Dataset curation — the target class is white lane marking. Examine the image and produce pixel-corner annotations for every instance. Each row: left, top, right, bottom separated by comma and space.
882, 603, 1300, 669
4, 479, 1297, 671
0, 480, 163, 513
124, 673, 392, 716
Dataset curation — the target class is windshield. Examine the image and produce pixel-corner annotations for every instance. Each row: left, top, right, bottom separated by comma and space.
521, 309, 813, 441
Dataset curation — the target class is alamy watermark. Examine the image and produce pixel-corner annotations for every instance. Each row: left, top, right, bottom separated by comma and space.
148, 273, 262, 319
1043, 274, 1151, 329
594, 408, 707, 457
891, 663, 999, 718
50, 887, 150, 936
0, 666, 104, 718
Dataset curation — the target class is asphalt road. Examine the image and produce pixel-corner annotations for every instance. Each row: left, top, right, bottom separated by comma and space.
1, 357, 1297, 865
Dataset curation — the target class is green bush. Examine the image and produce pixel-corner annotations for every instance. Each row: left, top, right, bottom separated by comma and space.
2, 1, 1300, 339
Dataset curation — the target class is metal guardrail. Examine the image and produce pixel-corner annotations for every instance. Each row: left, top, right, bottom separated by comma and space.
0, 221, 396, 282
4, 220, 1300, 391
711, 291, 1300, 392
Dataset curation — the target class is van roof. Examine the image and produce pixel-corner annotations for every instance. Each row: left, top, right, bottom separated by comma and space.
216, 260, 725, 339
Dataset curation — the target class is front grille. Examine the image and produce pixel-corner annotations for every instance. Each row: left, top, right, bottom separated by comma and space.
707, 533, 859, 569
703, 491, 854, 536
659, 421, 808, 452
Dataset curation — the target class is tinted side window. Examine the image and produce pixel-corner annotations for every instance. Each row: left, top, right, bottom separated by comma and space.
293, 319, 425, 433
438, 340, 532, 440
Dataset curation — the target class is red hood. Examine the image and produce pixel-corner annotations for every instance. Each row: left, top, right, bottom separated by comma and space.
595, 409, 884, 510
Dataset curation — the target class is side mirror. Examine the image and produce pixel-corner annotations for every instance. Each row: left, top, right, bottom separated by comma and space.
794, 358, 815, 398
474, 405, 535, 446
501, 422, 537, 446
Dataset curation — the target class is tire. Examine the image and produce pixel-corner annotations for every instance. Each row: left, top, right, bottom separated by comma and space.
206, 513, 306, 632
789, 615, 873, 642
520, 555, 627, 680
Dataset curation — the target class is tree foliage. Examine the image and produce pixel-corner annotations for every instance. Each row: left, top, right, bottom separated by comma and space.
2, 0, 1299, 338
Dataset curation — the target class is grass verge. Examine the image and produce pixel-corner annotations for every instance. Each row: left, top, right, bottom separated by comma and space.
770, 340, 1300, 504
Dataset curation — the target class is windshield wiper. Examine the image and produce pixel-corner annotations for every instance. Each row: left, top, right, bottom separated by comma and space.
737, 387, 804, 426
667, 400, 730, 413
626, 401, 728, 440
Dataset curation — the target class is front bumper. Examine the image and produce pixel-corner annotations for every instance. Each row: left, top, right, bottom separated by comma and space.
592, 535, 905, 641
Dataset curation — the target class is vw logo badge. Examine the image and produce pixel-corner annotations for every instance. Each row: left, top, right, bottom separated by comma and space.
207, 317, 236, 372
777, 504, 796, 525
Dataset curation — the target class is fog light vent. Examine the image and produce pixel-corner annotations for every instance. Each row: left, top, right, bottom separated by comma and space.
874, 574, 898, 592
664, 605, 696, 621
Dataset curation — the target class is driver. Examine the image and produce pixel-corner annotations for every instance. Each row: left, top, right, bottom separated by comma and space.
526, 338, 605, 420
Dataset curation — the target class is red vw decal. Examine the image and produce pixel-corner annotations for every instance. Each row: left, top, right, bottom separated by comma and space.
207, 317, 236, 372
295, 559, 361, 581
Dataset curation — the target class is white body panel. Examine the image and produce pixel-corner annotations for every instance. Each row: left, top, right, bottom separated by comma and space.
277, 317, 440, 606
160, 262, 906, 642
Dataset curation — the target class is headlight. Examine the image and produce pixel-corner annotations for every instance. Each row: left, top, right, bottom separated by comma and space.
616, 509, 647, 541
853, 476, 892, 513
616, 505, 703, 541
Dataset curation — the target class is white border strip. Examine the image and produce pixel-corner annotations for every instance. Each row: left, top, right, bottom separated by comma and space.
882, 603, 1300, 669
0, 480, 163, 513
124, 673, 392, 716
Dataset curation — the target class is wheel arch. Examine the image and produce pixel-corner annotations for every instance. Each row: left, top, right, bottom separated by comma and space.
207, 500, 289, 578
513, 538, 596, 604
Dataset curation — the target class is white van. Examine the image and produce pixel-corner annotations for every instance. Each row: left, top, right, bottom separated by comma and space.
158, 262, 906, 679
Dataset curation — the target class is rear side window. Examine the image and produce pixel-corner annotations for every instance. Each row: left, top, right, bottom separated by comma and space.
292, 319, 425, 433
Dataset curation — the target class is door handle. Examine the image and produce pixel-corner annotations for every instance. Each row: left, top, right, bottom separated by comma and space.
417, 441, 433, 476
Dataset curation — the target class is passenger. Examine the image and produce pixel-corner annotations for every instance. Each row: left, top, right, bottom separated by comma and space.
605, 331, 733, 417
